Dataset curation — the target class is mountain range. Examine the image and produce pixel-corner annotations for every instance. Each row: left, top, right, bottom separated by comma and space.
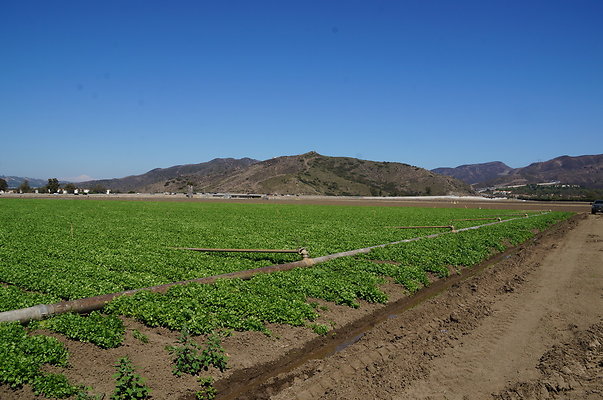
81, 152, 473, 196
433, 154, 603, 188
0, 176, 47, 188
5, 153, 601, 195
78, 158, 258, 193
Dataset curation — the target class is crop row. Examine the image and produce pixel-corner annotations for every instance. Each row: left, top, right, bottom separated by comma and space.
0, 199, 541, 300
106, 211, 568, 334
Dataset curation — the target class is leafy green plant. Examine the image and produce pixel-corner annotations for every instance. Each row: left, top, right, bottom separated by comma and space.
200, 333, 228, 373
112, 356, 150, 400
166, 326, 205, 376
32, 373, 78, 398
0, 322, 70, 390
74, 386, 104, 400
132, 329, 149, 343
0, 323, 93, 397
196, 377, 217, 400
166, 328, 229, 376
0, 285, 59, 312
36, 311, 124, 348
309, 323, 330, 335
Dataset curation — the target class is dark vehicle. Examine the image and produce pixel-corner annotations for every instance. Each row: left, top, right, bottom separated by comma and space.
592, 200, 603, 214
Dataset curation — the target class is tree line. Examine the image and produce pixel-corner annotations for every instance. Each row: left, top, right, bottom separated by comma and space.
0, 178, 108, 194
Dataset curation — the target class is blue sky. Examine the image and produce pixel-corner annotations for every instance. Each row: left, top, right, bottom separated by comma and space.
1, 0, 602, 181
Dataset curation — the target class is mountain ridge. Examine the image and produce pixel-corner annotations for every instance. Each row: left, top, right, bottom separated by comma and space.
0, 176, 47, 188
432, 161, 514, 185
433, 154, 603, 188
78, 158, 259, 192
8, 153, 600, 194
138, 152, 474, 196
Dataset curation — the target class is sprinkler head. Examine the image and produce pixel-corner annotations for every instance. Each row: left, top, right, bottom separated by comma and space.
298, 248, 310, 259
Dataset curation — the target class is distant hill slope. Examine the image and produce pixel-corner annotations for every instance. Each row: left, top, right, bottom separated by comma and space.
0, 176, 47, 188
433, 154, 603, 188
150, 152, 474, 196
487, 154, 603, 188
432, 162, 513, 185
80, 158, 258, 192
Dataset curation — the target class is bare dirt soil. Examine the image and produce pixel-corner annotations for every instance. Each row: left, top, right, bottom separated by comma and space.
4, 192, 592, 213
1, 212, 600, 400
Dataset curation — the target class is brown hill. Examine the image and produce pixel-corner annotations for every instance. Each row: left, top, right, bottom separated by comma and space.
153, 152, 474, 196
81, 158, 258, 192
433, 154, 603, 188
432, 162, 513, 185
487, 154, 603, 188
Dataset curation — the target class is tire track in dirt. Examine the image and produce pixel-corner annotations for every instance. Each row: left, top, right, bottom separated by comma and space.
397, 214, 602, 399
494, 321, 603, 400
403, 216, 599, 399
266, 214, 602, 400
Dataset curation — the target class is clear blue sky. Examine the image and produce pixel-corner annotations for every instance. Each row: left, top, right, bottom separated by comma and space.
1, 0, 602, 181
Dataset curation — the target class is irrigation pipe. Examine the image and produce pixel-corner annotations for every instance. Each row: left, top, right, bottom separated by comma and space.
0, 212, 549, 324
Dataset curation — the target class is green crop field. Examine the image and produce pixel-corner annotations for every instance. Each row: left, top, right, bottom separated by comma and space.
0, 198, 571, 398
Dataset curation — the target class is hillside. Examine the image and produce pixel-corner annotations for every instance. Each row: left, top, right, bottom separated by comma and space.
151, 152, 474, 196
432, 162, 513, 185
80, 158, 258, 192
433, 154, 603, 188
0, 176, 47, 188
492, 154, 603, 188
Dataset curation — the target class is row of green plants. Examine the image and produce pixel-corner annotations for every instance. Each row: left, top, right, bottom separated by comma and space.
0, 322, 72, 397
0, 208, 569, 349
0, 285, 126, 349
33, 312, 125, 349
0, 285, 60, 312
106, 211, 569, 335
0, 199, 543, 300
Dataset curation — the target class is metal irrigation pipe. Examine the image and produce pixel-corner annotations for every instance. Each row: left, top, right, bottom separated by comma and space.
388, 225, 457, 232
451, 217, 502, 222
451, 212, 537, 222
173, 247, 310, 259
390, 225, 456, 230
474, 213, 529, 218
0, 212, 549, 324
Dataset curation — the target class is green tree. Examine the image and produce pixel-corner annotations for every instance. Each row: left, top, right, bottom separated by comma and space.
19, 179, 31, 193
47, 178, 60, 193
0, 178, 7, 191
90, 184, 107, 194
63, 183, 77, 194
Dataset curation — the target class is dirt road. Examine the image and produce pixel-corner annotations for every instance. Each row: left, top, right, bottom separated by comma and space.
263, 214, 602, 400
3, 192, 591, 213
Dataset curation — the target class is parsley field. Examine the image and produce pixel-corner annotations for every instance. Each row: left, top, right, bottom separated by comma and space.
0, 198, 571, 398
